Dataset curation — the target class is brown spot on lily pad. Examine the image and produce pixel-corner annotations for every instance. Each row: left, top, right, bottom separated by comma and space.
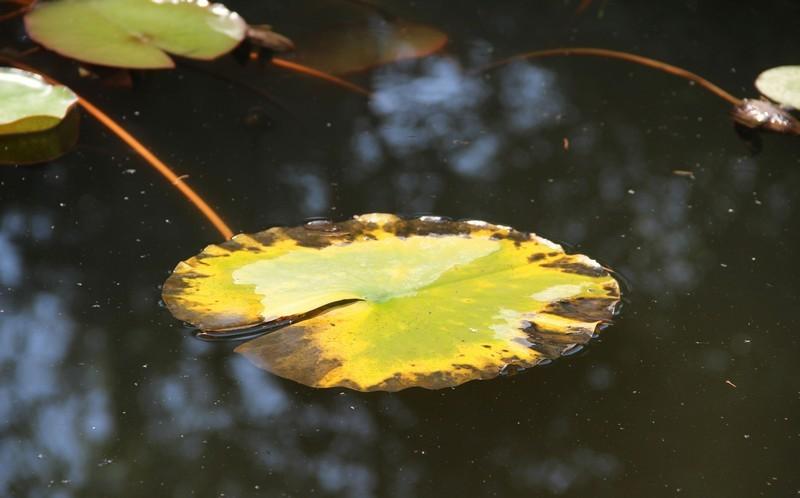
543, 297, 618, 323
542, 257, 608, 277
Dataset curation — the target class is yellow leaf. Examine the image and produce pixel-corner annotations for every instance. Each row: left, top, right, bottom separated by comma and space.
163, 214, 621, 391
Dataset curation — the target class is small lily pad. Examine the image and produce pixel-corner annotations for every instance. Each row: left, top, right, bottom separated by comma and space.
289, 21, 447, 74
755, 66, 800, 110
0, 109, 80, 165
0, 67, 80, 164
0, 67, 78, 134
25, 0, 247, 69
163, 214, 621, 392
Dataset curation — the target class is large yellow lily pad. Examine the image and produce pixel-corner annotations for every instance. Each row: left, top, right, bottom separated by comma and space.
163, 214, 621, 391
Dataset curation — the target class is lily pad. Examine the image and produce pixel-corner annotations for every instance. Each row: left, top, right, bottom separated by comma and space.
755, 66, 800, 110
163, 214, 621, 391
24, 0, 247, 69
0, 67, 80, 164
289, 21, 448, 74
0, 109, 80, 165
0, 67, 78, 135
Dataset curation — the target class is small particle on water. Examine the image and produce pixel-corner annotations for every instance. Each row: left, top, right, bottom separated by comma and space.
122, 169, 136, 175
728, 208, 734, 213
744, 434, 750, 439
58, 202, 66, 207
627, 189, 635, 195
720, 263, 728, 268
562, 137, 569, 150
725, 379, 737, 388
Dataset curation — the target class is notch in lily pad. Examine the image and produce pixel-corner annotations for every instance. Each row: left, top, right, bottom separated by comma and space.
755, 66, 800, 110
163, 213, 621, 392
24, 0, 247, 69
0, 67, 80, 164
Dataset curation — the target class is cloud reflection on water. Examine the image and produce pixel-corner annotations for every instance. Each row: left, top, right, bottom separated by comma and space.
0, 212, 112, 497
1, 11, 799, 494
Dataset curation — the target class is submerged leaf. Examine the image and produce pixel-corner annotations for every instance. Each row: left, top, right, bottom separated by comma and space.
288, 21, 447, 74
163, 214, 621, 391
0, 67, 77, 134
755, 66, 800, 110
24, 0, 247, 69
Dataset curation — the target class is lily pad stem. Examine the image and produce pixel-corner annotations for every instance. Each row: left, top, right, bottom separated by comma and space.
0, 5, 27, 21
271, 57, 370, 96
0, 56, 235, 240
478, 47, 742, 106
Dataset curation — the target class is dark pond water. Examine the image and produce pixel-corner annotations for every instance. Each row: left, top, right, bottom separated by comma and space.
2, 1, 800, 496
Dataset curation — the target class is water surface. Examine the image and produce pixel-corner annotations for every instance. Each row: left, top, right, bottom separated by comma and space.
1, 1, 799, 496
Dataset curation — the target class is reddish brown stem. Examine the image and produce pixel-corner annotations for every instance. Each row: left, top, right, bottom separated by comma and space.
479, 47, 742, 106
271, 57, 371, 96
0, 56, 234, 240
0, 4, 28, 21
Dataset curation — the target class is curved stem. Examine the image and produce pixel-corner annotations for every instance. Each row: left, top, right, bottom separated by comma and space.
271, 57, 371, 96
479, 47, 742, 106
76, 98, 234, 239
0, 4, 28, 21
179, 60, 297, 118
0, 56, 234, 240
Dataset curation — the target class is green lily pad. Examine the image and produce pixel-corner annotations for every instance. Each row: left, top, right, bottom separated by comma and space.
0, 67, 78, 135
0, 67, 80, 165
24, 0, 247, 69
0, 109, 80, 165
755, 66, 800, 110
289, 21, 448, 74
163, 214, 621, 392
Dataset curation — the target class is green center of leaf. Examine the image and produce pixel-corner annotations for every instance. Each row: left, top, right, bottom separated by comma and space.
233, 236, 500, 317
